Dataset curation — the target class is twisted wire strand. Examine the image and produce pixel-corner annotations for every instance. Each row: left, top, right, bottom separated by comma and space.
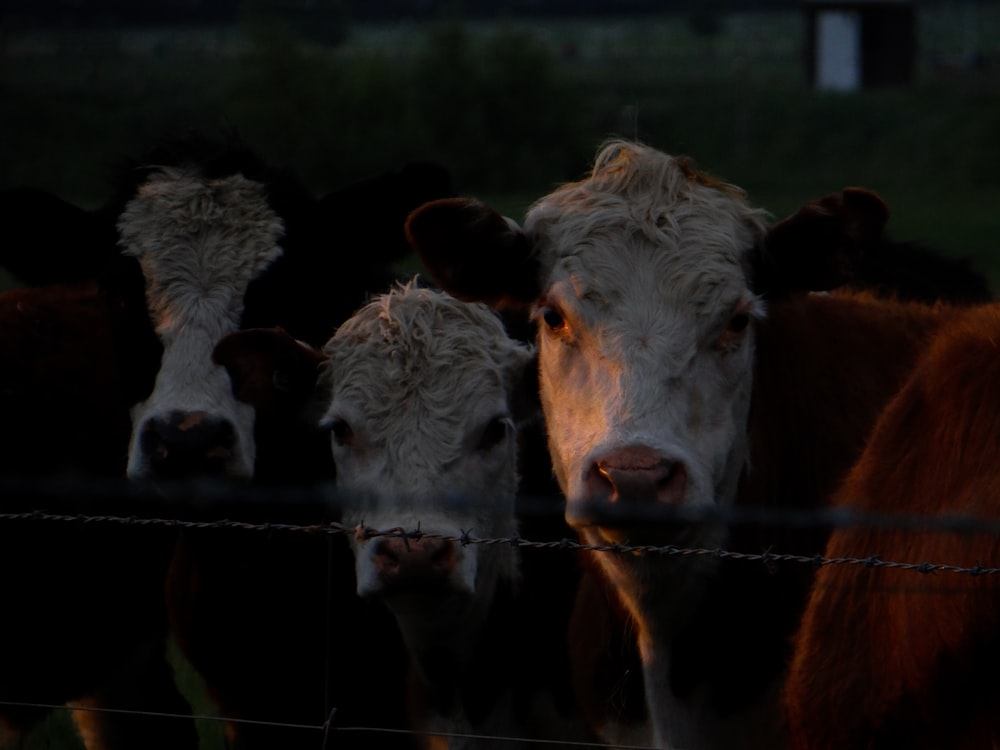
1, 508, 999, 577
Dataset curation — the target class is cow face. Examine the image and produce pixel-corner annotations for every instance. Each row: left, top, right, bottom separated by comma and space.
525, 143, 768, 547
117, 167, 284, 480
409, 142, 769, 559
320, 284, 534, 623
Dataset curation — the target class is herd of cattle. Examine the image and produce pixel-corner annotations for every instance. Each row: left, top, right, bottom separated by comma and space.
0, 132, 997, 750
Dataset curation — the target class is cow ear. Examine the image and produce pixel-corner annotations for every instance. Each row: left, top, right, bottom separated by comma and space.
406, 197, 542, 311
213, 328, 327, 416
755, 188, 890, 298
0, 187, 119, 285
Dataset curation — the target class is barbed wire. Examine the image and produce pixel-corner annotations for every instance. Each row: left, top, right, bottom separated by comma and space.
0, 700, 660, 750
2, 476, 998, 748
2, 507, 1000, 579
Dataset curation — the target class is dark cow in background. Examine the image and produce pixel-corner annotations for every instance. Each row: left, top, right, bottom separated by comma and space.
783, 304, 1000, 750
761, 185, 992, 305
0, 133, 453, 749
405, 140, 993, 749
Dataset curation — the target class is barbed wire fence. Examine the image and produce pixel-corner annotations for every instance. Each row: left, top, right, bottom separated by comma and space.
2, 474, 1000, 749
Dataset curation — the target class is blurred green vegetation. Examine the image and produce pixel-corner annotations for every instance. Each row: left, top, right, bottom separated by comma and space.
1, 7, 998, 288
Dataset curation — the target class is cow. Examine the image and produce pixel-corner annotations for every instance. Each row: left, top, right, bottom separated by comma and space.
404, 139, 988, 749
761, 185, 992, 305
783, 303, 1000, 750
211, 280, 603, 748
0, 133, 454, 749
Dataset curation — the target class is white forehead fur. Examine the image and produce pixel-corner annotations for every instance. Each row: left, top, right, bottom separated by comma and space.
117, 167, 285, 338
322, 281, 534, 485
525, 140, 769, 314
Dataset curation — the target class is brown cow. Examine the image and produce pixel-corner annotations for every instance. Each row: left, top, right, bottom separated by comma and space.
784, 304, 1000, 750
405, 139, 991, 749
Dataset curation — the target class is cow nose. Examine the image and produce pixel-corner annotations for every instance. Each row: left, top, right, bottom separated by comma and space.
585, 445, 687, 506
140, 410, 235, 478
373, 535, 458, 584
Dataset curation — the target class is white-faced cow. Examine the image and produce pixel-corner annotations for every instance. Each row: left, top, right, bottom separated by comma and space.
0, 133, 453, 749
213, 280, 602, 748
405, 139, 990, 749
783, 303, 1000, 750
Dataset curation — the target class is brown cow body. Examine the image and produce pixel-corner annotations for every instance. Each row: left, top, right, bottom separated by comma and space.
784, 304, 1000, 750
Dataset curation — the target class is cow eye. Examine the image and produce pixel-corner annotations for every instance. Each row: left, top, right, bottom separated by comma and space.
716, 306, 753, 350
323, 417, 354, 447
477, 416, 511, 452
539, 306, 566, 332
728, 311, 750, 334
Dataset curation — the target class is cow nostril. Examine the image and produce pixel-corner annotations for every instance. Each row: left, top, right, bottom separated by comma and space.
656, 461, 687, 505
585, 463, 617, 502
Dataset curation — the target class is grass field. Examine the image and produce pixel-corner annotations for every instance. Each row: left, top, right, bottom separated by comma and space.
0, 5, 998, 747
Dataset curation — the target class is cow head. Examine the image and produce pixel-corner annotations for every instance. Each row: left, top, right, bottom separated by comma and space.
320, 283, 534, 614
410, 142, 770, 563
213, 282, 536, 645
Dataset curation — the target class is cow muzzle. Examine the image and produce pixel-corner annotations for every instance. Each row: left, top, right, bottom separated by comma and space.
586, 445, 687, 505
361, 534, 465, 597
138, 410, 236, 479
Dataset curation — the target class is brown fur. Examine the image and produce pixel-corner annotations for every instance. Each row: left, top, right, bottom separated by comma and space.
784, 304, 1000, 750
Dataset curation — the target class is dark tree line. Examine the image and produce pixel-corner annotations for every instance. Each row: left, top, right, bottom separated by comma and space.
1, 0, 831, 30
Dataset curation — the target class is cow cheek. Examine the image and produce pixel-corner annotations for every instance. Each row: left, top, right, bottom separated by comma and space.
698, 356, 755, 505
538, 342, 617, 499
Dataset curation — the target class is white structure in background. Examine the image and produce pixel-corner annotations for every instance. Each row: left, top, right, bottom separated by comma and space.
805, 0, 916, 91
815, 9, 862, 90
